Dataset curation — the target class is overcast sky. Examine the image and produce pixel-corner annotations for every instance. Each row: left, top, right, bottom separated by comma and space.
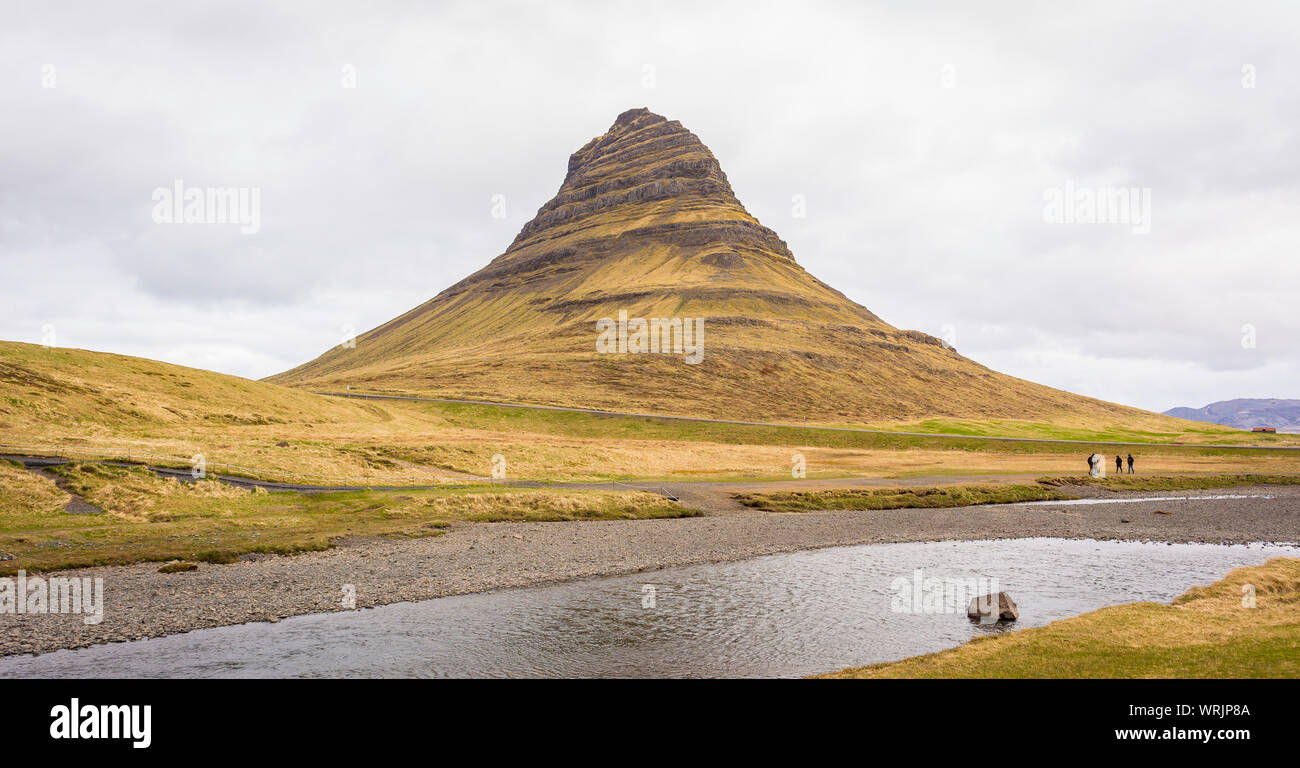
2, 0, 1297, 413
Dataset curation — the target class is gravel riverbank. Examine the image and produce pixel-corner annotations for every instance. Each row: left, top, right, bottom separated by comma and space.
2, 485, 1296, 659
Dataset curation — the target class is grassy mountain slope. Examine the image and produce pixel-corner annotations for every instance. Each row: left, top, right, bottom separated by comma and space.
270, 108, 1196, 431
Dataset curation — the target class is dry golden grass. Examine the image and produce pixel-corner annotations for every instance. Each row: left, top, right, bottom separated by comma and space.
0, 460, 69, 517
50, 462, 253, 522
5, 341, 1300, 487
820, 558, 1300, 678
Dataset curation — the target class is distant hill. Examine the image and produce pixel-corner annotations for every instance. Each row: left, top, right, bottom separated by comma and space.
272, 107, 1192, 430
1164, 399, 1300, 433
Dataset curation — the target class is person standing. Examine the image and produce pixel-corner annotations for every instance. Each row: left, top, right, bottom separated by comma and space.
1127, 454, 1135, 474
1116, 455, 1123, 474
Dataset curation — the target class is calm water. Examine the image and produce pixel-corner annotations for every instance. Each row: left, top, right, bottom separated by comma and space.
1, 538, 1292, 678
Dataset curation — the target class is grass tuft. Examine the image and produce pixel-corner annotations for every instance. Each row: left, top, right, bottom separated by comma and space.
733, 483, 1075, 513
157, 562, 198, 573
1038, 473, 1300, 492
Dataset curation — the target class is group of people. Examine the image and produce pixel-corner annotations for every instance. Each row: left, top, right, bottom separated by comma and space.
1086, 453, 1135, 476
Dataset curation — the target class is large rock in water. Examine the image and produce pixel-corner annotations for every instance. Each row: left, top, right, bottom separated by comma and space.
968, 592, 1019, 622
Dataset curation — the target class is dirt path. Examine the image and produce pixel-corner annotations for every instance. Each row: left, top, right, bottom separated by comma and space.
19, 465, 104, 515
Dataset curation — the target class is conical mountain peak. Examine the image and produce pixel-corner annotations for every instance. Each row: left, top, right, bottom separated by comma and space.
271, 110, 1150, 427
510, 107, 752, 253
560, 107, 727, 193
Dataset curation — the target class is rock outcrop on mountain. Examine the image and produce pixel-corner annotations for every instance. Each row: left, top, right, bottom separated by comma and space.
271, 108, 1179, 427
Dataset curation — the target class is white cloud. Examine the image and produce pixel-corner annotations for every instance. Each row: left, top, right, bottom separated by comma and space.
1, 0, 1297, 412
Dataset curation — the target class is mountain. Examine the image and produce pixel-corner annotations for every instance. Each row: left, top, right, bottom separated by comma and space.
1164, 399, 1300, 433
271, 108, 1180, 428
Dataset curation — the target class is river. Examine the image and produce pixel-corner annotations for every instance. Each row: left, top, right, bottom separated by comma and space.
0, 537, 1291, 678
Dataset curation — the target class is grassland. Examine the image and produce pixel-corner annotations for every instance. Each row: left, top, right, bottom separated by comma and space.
0, 461, 693, 575
5, 342, 1300, 490
406, 399, 1293, 450
0, 458, 70, 516
819, 557, 1300, 678
865, 415, 1286, 445
734, 484, 1075, 513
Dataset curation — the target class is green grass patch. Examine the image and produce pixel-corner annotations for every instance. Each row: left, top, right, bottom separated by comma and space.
415, 400, 1299, 459
1038, 473, 1300, 492
733, 483, 1075, 513
0, 463, 697, 574
872, 416, 1262, 443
